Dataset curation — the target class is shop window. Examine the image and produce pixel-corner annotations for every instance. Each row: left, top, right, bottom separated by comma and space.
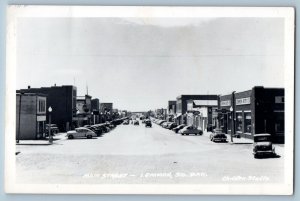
236, 113, 243, 133
244, 112, 252, 133
274, 112, 284, 134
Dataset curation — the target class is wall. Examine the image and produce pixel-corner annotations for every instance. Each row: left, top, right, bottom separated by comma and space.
16, 95, 36, 140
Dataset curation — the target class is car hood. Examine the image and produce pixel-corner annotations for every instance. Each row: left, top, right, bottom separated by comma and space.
67, 130, 76, 134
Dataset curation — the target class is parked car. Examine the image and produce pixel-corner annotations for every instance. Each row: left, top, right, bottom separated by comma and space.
253, 133, 275, 158
172, 124, 186, 133
158, 120, 167, 126
45, 124, 59, 136
161, 122, 170, 128
166, 122, 177, 130
145, 120, 152, 127
179, 126, 203, 135
210, 129, 227, 142
66, 127, 97, 139
89, 125, 103, 136
123, 120, 129, 125
133, 120, 139, 125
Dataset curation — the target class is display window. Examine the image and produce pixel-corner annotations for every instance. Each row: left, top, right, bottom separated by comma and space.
244, 112, 252, 133
236, 112, 243, 133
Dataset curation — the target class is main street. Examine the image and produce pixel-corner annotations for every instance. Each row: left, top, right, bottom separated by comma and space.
16, 120, 284, 184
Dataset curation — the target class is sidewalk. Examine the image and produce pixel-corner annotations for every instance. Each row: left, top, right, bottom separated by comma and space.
203, 131, 253, 144
16, 133, 66, 145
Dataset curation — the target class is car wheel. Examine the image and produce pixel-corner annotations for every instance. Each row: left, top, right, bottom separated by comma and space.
68, 135, 74, 139
87, 135, 92, 139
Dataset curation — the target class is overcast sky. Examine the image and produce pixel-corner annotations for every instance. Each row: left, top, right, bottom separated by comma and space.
16, 17, 284, 111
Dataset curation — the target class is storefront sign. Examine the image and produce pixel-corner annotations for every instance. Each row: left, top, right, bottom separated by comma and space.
236, 97, 251, 105
220, 100, 231, 107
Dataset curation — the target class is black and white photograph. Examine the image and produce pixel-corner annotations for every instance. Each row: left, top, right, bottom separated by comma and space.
5, 6, 294, 194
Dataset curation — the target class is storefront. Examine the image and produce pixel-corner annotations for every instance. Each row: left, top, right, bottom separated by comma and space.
218, 86, 284, 143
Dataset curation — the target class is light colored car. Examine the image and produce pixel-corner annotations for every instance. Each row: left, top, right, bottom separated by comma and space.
66, 127, 97, 139
179, 126, 203, 135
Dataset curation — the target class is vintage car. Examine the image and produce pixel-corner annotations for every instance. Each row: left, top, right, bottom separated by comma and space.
123, 120, 129, 125
253, 133, 275, 158
179, 126, 203, 135
166, 122, 178, 130
133, 120, 139, 125
210, 129, 227, 142
172, 124, 186, 133
145, 120, 152, 127
66, 127, 97, 139
45, 124, 59, 136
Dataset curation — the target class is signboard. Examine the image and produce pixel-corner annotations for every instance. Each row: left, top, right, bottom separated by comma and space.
220, 100, 231, 107
236, 97, 251, 105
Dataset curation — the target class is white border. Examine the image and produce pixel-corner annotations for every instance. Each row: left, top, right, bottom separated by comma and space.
5, 6, 295, 195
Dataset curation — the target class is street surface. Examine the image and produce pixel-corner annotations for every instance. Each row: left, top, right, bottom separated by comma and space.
16, 121, 284, 184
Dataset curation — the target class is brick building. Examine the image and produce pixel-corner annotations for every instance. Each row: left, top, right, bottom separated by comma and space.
18, 85, 77, 131
218, 86, 284, 143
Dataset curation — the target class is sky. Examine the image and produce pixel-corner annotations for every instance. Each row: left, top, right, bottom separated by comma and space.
16, 17, 284, 111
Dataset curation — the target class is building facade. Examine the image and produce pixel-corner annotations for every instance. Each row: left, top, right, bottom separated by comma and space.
18, 85, 77, 132
167, 101, 177, 122
218, 86, 284, 143
16, 92, 47, 140
75, 95, 93, 126
100, 103, 113, 122
175, 95, 219, 128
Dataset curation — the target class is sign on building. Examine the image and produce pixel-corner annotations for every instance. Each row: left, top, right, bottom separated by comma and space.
236, 97, 251, 105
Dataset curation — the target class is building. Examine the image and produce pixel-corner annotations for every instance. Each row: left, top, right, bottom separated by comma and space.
186, 99, 219, 131
16, 92, 47, 140
18, 85, 77, 132
167, 101, 177, 122
100, 103, 113, 122
75, 95, 93, 126
91, 98, 100, 124
175, 95, 219, 128
91, 98, 100, 111
218, 86, 284, 143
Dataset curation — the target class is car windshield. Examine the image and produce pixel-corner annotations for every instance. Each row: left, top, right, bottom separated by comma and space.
254, 136, 271, 142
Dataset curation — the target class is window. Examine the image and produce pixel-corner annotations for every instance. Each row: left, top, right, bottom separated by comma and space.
244, 112, 252, 133
38, 99, 46, 113
236, 112, 243, 133
274, 112, 284, 134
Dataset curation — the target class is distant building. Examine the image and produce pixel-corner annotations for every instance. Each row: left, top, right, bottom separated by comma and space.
75, 95, 93, 126
18, 85, 77, 132
91, 98, 100, 124
100, 103, 113, 113
16, 92, 47, 140
100, 103, 113, 122
175, 95, 219, 130
168, 100, 177, 121
91, 98, 100, 111
218, 86, 284, 143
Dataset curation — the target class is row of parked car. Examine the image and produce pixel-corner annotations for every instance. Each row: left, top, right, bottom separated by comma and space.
152, 118, 229, 142
66, 118, 127, 139
151, 118, 203, 135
